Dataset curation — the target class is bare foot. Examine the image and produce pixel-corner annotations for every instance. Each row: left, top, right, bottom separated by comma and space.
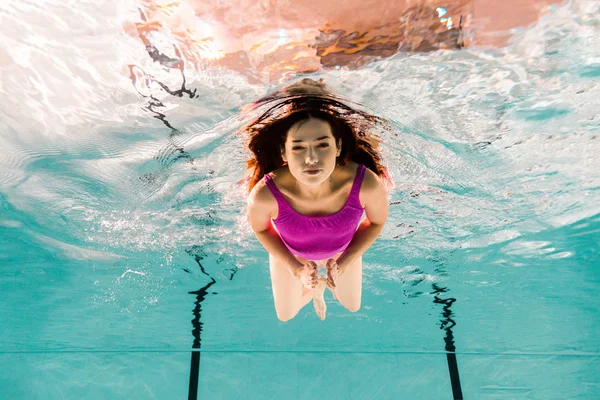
313, 278, 327, 321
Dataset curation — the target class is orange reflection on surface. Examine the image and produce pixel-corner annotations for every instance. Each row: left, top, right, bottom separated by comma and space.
123, 0, 565, 82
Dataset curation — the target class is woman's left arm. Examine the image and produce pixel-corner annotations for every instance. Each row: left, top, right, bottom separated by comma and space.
336, 169, 389, 270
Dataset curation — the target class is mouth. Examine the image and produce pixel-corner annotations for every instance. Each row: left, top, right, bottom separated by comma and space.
304, 169, 322, 175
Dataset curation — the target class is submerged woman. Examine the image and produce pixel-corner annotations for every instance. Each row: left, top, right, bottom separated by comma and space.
244, 79, 391, 322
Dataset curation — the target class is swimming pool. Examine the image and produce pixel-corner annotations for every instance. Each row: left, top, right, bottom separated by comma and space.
1, 0, 599, 399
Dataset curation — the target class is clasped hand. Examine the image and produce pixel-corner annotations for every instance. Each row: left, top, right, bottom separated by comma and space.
295, 258, 344, 290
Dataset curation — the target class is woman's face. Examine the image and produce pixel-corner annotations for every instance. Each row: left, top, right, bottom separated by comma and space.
282, 118, 341, 186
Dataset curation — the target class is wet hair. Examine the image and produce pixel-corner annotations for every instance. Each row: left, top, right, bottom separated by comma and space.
240, 85, 392, 193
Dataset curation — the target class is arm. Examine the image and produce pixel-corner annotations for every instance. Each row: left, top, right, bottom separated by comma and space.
247, 183, 304, 276
335, 169, 389, 269
253, 225, 305, 276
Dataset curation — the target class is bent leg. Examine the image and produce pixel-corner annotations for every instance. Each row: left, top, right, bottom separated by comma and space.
269, 254, 318, 322
331, 256, 362, 312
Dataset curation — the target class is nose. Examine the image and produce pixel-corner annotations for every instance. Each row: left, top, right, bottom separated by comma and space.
305, 146, 318, 164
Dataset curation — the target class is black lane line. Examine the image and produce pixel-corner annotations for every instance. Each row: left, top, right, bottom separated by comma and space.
185, 249, 240, 400
188, 351, 201, 400
432, 283, 464, 400
186, 249, 217, 400
187, 280, 214, 400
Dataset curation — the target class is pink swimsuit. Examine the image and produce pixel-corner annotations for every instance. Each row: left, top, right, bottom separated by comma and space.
263, 164, 366, 260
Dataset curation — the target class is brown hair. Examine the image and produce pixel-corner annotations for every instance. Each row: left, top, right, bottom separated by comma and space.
240, 82, 392, 193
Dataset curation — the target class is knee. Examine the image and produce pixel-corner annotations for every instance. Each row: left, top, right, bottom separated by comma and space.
345, 302, 361, 313
276, 309, 298, 322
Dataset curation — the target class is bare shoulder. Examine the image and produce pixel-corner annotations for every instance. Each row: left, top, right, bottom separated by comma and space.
359, 166, 389, 224
362, 166, 383, 189
247, 178, 277, 232
248, 178, 276, 210
359, 166, 387, 198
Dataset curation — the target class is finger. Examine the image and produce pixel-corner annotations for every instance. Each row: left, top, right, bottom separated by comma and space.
329, 260, 338, 272
327, 276, 336, 289
326, 280, 335, 290
327, 271, 335, 283
331, 266, 339, 277
327, 270, 336, 288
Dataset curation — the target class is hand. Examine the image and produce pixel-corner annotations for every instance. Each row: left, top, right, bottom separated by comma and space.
295, 261, 318, 289
325, 259, 343, 290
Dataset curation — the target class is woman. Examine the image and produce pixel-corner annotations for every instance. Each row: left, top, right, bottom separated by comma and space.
244, 79, 391, 322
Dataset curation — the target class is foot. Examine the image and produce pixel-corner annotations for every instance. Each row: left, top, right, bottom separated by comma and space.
313, 278, 327, 321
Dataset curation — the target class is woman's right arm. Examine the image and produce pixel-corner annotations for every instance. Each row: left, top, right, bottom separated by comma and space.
247, 183, 304, 276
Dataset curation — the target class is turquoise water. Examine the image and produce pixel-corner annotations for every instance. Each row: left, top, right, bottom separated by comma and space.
1, 0, 599, 399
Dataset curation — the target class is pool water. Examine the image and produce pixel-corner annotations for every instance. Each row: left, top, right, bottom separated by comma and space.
1, 0, 599, 399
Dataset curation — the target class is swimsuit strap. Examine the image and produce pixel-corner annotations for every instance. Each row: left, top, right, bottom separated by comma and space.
263, 174, 287, 203
348, 164, 366, 205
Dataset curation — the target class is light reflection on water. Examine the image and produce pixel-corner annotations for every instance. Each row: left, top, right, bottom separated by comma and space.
1, 0, 598, 261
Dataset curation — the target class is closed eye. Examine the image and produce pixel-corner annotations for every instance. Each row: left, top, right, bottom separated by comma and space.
292, 143, 329, 150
